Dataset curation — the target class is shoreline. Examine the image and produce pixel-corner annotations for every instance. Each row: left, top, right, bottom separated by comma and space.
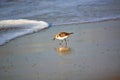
52, 17, 120, 26
1, 18, 120, 46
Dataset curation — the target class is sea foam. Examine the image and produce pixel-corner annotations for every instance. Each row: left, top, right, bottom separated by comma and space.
0, 19, 49, 45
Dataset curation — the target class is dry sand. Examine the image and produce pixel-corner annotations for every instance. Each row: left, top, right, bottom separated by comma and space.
0, 20, 120, 80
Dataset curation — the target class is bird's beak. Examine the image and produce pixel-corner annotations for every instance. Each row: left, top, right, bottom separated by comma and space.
53, 38, 55, 40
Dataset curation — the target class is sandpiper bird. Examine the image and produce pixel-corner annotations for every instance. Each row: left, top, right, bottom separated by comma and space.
53, 32, 73, 45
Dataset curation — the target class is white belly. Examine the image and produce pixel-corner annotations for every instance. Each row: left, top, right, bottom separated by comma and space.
57, 36, 68, 40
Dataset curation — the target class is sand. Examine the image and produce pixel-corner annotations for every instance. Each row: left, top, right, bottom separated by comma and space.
0, 20, 120, 80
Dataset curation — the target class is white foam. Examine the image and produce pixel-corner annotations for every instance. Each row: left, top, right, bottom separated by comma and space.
0, 19, 49, 45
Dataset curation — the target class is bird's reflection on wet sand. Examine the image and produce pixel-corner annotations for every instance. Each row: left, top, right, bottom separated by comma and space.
55, 44, 72, 56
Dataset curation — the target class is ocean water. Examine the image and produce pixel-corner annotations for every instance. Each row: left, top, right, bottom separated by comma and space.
0, 0, 120, 45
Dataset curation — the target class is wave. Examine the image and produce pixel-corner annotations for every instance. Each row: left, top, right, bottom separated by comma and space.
53, 16, 120, 26
0, 19, 49, 46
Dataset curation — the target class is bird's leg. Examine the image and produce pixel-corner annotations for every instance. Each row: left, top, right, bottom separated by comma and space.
59, 40, 63, 45
64, 39, 67, 47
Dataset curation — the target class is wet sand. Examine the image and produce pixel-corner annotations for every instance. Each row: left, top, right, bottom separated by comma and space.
0, 20, 120, 80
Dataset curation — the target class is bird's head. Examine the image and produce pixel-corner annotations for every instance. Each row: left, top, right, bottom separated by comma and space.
53, 35, 59, 40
